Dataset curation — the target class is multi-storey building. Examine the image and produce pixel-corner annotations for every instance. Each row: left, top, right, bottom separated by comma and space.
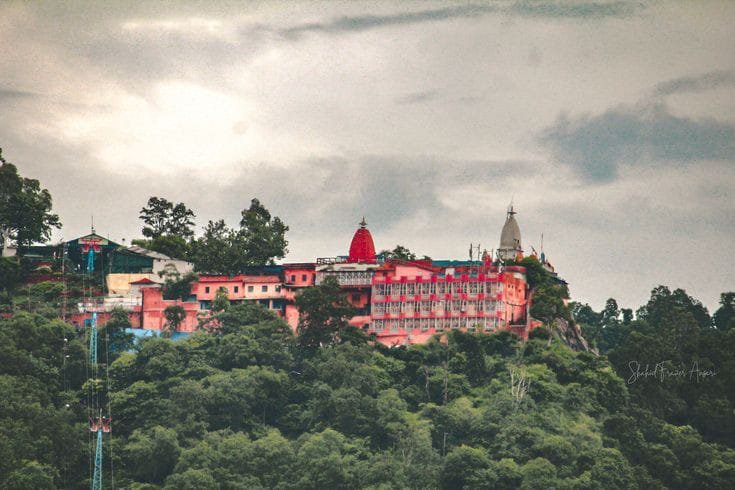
78, 206, 547, 344
361, 261, 532, 345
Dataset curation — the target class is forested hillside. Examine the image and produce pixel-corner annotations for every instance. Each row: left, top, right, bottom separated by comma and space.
2, 285, 734, 489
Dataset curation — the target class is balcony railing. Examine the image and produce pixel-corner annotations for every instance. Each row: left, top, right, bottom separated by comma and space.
316, 271, 373, 286
77, 298, 141, 312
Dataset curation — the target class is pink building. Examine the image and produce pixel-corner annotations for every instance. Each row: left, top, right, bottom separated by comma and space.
368, 260, 531, 346
81, 206, 547, 344
282, 263, 316, 331
140, 286, 200, 332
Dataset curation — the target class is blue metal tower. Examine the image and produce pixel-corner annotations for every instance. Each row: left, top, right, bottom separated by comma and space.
89, 416, 111, 490
92, 428, 103, 490
87, 248, 95, 272
89, 312, 97, 365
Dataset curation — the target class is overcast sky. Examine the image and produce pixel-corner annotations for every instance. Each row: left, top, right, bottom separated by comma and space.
1, 1, 733, 313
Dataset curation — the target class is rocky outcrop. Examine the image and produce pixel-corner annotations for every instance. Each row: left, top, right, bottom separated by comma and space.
550, 318, 598, 354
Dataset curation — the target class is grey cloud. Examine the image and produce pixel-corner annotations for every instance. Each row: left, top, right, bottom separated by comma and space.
0, 88, 38, 100
2, 138, 534, 245
281, 5, 499, 38
510, 0, 638, 18
281, 1, 641, 38
215, 156, 536, 235
540, 105, 735, 181
76, 28, 268, 94
653, 70, 735, 97
395, 90, 440, 105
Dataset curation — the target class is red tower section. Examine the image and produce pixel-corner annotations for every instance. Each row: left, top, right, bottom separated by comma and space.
348, 218, 376, 263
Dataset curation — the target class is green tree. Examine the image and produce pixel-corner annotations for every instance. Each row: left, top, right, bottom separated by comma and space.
713, 292, 735, 331
239, 198, 289, 266
440, 445, 491, 489
520, 457, 559, 489
188, 219, 243, 274
603, 298, 620, 323
189, 200, 288, 273
296, 275, 357, 351
165, 469, 218, 489
4, 461, 57, 490
380, 245, 418, 261
210, 286, 230, 314
0, 256, 20, 299
621, 308, 634, 325
140, 196, 196, 239
123, 426, 181, 484
160, 271, 197, 301
0, 149, 61, 253
294, 429, 366, 489
530, 284, 569, 325
164, 305, 186, 336
588, 447, 637, 489
133, 235, 190, 259
517, 255, 550, 289
101, 306, 135, 360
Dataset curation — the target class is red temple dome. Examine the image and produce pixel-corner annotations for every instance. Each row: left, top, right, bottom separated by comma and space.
348, 218, 376, 263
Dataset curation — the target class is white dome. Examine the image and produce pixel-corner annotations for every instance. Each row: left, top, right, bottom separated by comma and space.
497, 206, 522, 260
500, 214, 521, 249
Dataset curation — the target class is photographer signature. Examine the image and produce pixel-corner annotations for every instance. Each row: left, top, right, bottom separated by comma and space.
627, 361, 716, 384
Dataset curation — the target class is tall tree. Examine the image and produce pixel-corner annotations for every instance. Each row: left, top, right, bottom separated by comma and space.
239, 198, 288, 266
0, 149, 61, 253
139, 197, 195, 239
189, 200, 289, 273
713, 292, 735, 331
296, 275, 357, 351
188, 220, 243, 274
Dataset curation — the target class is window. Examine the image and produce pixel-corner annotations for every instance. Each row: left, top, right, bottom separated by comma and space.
248, 285, 254, 293
205, 286, 210, 294
301, 274, 307, 282
290, 274, 296, 282
275, 285, 281, 292
234, 286, 239, 293
262, 285, 268, 292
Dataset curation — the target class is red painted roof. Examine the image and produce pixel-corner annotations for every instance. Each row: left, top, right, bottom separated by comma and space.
282, 262, 316, 270
130, 278, 159, 285
198, 275, 244, 282
348, 218, 376, 263
242, 276, 281, 283
379, 259, 440, 273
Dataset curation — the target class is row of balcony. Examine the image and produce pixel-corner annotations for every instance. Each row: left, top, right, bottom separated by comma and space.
371, 310, 504, 319
315, 271, 374, 286
371, 293, 503, 303
373, 285, 503, 296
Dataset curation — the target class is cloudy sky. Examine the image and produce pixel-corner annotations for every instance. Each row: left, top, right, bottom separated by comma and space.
1, 1, 733, 312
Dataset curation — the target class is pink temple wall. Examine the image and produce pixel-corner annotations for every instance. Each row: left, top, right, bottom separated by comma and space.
77, 261, 539, 344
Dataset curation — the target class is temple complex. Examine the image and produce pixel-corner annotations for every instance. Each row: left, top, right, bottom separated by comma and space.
71, 205, 553, 344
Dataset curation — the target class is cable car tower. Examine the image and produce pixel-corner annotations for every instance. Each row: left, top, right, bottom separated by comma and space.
90, 410, 111, 490
83, 227, 113, 490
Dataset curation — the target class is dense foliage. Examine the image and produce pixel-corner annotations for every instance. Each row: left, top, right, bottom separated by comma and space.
379, 245, 432, 262
0, 148, 61, 253
2, 283, 734, 489
188, 199, 289, 274
574, 287, 735, 449
139, 197, 196, 241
